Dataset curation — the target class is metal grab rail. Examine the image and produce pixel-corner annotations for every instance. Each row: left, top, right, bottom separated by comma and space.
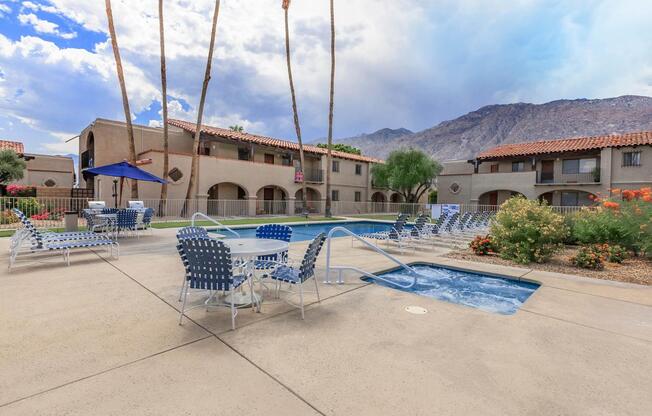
324, 226, 420, 289
190, 212, 240, 238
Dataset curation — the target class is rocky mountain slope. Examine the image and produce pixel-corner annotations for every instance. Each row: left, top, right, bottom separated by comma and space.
336, 95, 652, 160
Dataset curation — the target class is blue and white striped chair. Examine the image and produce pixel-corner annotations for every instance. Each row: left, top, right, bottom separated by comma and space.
10, 209, 118, 268
254, 224, 292, 270
141, 208, 155, 233
177, 238, 250, 329
14, 209, 105, 242
176, 226, 211, 301
268, 233, 326, 319
115, 209, 139, 237
359, 214, 411, 252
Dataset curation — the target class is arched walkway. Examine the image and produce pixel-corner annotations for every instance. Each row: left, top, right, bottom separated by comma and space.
256, 185, 288, 215
207, 182, 248, 216
295, 187, 322, 214
390, 193, 403, 204
478, 190, 524, 206
371, 191, 387, 213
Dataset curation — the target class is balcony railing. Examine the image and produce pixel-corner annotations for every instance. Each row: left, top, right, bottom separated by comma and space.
536, 172, 599, 184
296, 167, 323, 183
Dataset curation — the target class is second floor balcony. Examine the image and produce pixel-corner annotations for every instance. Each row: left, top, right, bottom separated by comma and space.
536, 171, 600, 184
296, 167, 324, 183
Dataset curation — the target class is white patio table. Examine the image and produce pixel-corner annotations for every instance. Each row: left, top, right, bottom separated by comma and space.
222, 238, 289, 311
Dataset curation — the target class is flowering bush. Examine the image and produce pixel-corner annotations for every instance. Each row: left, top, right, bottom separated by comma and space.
15, 197, 41, 217
605, 244, 628, 263
572, 187, 652, 257
0, 209, 19, 224
5, 184, 36, 197
469, 235, 495, 255
30, 208, 65, 221
571, 245, 605, 270
491, 196, 567, 264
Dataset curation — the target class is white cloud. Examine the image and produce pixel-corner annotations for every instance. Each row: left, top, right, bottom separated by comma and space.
0, 3, 11, 18
18, 12, 77, 39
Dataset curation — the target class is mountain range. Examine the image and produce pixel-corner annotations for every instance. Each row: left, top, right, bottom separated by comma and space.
333, 95, 652, 161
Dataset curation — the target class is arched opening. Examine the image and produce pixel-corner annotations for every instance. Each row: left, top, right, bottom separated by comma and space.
390, 193, 403, 204
478, 190, 525, 206
538, 190, 597, 207
295, 187, 321, 214
207, 182, 248, 216
256, 185, 288, 215
371, 191, 387, 213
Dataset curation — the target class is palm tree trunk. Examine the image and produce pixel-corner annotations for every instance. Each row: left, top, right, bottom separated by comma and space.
158, 0, 169, 217
105, 0, 138, 200
183, 0, 221, 216
283, 0, 308, 214
325, 0, 335, 218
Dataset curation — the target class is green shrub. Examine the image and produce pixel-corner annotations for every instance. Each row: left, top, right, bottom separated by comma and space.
605, 244, 628, 263
16, 197, 41, 217
571, 245, 605, 270
469, 235, 495, 255
490, 197, 567, 264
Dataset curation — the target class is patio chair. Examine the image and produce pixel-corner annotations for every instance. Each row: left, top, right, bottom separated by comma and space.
177, 238, 251, 329
268, 233, 326, 319
254, 224, 292, 269
82, 209, 110, 233
14, 209, 103, 241
115, 209, 139, 238
140, 208, 155, 233
176, 226, 211, 301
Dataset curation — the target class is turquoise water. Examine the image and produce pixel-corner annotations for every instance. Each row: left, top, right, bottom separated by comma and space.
214, 221, 401, 242
370, 265, 539, 315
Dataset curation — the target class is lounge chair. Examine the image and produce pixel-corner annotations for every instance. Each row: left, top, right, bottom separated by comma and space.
177, 238, 251, 329
359, 214, 412, 252
267, 233, 326, 319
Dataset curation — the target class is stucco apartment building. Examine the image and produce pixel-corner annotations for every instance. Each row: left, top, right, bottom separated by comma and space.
0, 139, 75, 194
79, 119, 398, 215
438, 131, 652, 207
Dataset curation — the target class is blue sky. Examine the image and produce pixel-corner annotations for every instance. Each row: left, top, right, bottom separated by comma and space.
0, 0, 651, 155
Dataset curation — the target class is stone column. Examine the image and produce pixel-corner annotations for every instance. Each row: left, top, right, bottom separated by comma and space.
287, 197, 296, 216
247, 196, 258, 217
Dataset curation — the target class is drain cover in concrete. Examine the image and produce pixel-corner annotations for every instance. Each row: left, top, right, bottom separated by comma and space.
405, 306, 428, 315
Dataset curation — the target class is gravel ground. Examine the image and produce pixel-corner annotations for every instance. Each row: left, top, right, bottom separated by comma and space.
447, 247, 652, 286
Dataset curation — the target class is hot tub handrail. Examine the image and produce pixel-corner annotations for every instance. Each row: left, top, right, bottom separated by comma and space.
190, 212, 240, 238
324, 226, 419, 289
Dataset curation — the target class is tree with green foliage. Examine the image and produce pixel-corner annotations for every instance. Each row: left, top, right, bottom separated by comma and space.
229, 125, 244, 132
317, 143, 361, 155
0, 150, 26, 184
371, 149, 441, 203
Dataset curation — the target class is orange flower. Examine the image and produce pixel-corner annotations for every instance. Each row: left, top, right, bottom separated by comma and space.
603, 201, 620, 209
610, 188, 621, 194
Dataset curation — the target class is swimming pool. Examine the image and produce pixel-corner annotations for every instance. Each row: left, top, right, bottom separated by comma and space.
214, 221, 403, 242
368, 264, 539, 315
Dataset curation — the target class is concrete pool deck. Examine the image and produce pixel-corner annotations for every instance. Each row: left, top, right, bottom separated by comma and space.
1, 228, 651, 415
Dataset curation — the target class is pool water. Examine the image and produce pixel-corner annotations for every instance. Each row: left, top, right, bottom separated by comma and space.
370, 265, 539, 315
215, 221, 403, 242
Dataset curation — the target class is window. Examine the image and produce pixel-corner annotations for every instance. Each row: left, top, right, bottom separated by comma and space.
562, 158, 597, 174
264, 153, 274, 164
623, 151, 641, 167
238, 148, 250, 161
354, 191, 361, 202
199, 144, 210, 156
331, 190, 339, 201
490, 164, 499, 173
332, 160, 340, 172
168, 167, 183, 182
449, 182, 460, 194
44, 179, 56, 187
355, 164, 362, 175
511, 161, 525, 172
281, 154, 292, 166
561, 191, 579, 206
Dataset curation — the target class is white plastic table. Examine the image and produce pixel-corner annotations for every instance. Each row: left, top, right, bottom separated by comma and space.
222, 238, 289, 310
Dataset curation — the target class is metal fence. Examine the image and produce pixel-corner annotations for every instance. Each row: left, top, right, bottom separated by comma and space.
0, 196, 593, 230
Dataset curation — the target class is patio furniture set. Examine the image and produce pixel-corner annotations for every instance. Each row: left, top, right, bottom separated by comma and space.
176, 224, 326, 329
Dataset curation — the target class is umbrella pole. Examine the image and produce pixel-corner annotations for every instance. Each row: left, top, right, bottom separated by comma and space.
112, 179, 118, 208
119, 177, 125, 207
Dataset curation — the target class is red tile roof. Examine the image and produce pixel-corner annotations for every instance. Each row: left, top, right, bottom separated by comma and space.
168, 119, 383, 163
477, 131, 652, 160
0, 139, 24, 154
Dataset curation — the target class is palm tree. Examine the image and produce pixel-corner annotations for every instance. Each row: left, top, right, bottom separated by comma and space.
183, 0, 221, 215
105, 0, 138, 199
282, 0, 308, 213
325, 0, 335, 218
158, 0, 169, 216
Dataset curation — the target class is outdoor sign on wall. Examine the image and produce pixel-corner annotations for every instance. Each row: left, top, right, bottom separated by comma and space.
430, 203, 460, 218
294, 170, 304, 183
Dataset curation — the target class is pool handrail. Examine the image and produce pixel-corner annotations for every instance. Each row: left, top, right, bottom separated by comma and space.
324, 226, 420, 289
190, 212, 240, 238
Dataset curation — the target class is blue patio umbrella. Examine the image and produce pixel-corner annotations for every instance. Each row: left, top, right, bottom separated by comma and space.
83, 161, 166, 207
